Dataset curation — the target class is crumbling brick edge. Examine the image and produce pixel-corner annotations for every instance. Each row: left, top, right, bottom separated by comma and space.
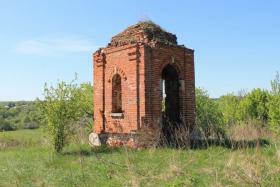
98, 133, 151, 149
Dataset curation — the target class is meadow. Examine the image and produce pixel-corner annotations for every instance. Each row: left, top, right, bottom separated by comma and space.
1, 75, 280, 186
0, 129, 279, 187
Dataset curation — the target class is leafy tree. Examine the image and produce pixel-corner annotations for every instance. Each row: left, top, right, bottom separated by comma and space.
196, 88, 225, 138
27, 101, 45, 128
75, 83, 93, 133
0, 117, 16, 131
218, 94, 239, 125
236, 97, 250, 121
268, 72, 280, 131
23, 116, 31, 123
240, 88, 269, 122
77, 83, 93, 118
7, 102, 16, 108
271, 71, 280, 95
41, 77, 93, 153
235, 88, 269, 124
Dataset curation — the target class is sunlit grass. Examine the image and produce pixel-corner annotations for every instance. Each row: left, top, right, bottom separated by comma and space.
0, 129, 279, 187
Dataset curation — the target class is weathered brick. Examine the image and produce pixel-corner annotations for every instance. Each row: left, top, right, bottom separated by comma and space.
92, 21, 195, 146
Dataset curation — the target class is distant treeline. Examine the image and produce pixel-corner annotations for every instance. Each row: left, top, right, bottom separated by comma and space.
0, 101, 43, 131
0, 101, 33, 106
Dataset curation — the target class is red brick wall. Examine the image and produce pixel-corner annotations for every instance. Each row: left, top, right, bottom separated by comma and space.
143, 43, 195, 128
93, 43, 195, 134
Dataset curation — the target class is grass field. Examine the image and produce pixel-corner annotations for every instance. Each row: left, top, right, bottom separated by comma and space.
0, 129, 279, 187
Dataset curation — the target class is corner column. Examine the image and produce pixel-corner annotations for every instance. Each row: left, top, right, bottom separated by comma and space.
93, 51, 106, 133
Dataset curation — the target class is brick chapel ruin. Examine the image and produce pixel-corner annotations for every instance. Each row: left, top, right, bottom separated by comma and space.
92, 21, 195, 147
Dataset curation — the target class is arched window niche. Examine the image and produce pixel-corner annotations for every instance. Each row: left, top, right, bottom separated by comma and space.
111, 74, 123, 117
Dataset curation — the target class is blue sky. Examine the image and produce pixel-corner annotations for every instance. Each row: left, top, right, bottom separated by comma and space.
0, 0, 279, 100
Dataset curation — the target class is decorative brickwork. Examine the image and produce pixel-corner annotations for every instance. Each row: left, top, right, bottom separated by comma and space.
93, 21, 195, 147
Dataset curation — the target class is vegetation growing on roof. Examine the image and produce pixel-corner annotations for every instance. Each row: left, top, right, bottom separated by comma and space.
108, 21, 177, 47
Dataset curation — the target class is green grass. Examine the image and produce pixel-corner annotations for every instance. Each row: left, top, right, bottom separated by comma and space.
0, 129, 279, 187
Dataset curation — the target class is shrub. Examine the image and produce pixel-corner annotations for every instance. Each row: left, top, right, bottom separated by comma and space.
268, 95, 280, 131
0, 119, 16, 131
218, 93, 239, 125
268, 72, 280, 132
41, 77, 93, 153
195, 88, 225, 139
42, 80, 80, 152
247, 89, 269, 121
23, 122, 39, 129
236, 88, 269, 125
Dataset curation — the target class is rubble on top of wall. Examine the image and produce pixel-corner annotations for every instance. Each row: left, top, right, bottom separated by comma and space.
108, 21, 178, 47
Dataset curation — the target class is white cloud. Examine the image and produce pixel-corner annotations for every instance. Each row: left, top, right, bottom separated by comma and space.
15, 36, 98, 56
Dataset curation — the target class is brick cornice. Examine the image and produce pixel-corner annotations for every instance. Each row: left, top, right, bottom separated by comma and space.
103, 44, 139, 55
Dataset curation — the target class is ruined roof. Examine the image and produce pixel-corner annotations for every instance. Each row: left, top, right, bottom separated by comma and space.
108, 21, 178, 47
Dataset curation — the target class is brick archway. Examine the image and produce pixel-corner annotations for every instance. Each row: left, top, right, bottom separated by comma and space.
159, 59, 183, 78
161, 64, 181, 142
161, 64, 181, 121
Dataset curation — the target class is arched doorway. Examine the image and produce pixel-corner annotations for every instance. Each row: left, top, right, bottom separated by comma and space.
161, 64, 181, 142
